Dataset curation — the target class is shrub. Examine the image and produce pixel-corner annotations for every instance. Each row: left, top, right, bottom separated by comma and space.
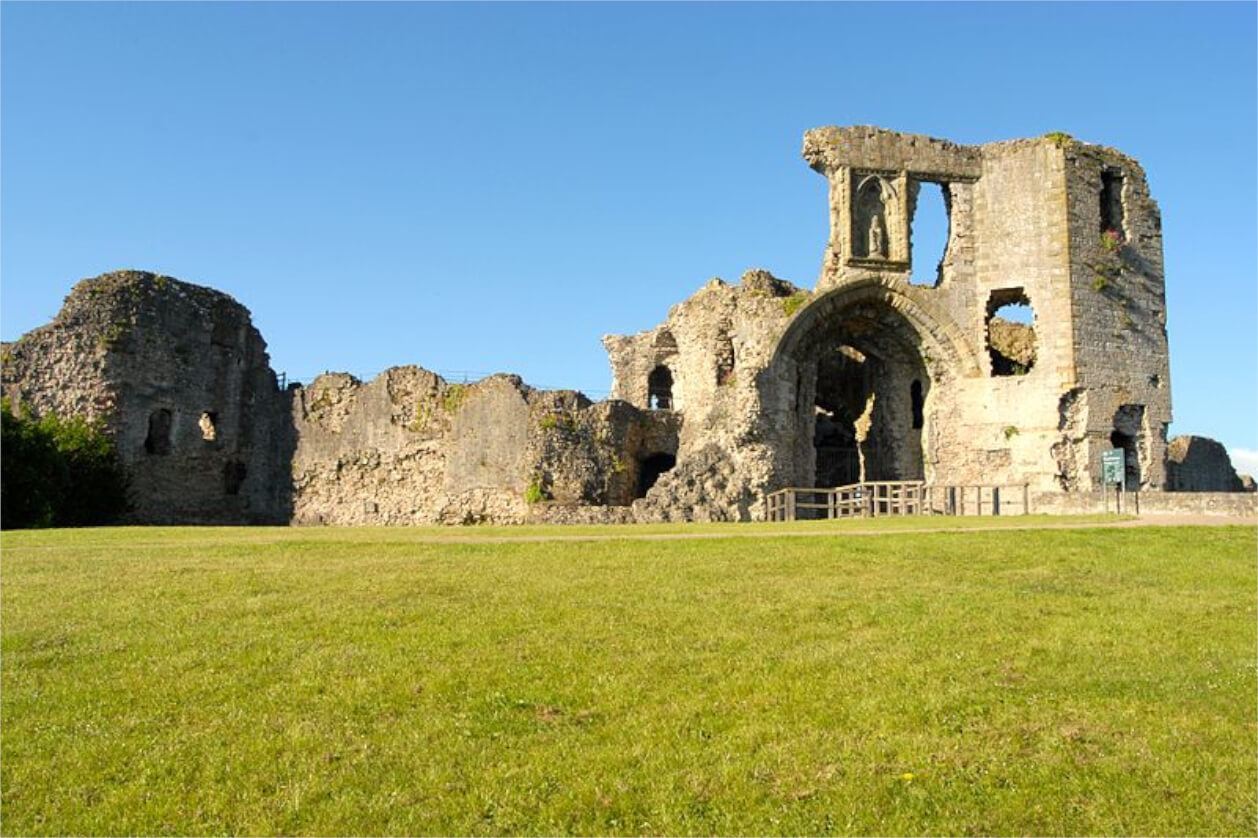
1, 399, 127, 528
523, 475, 548, 505
1043, 131, 1075, 148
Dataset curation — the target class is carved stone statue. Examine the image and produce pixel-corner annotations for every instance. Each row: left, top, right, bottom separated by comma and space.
868, 214, 886, 259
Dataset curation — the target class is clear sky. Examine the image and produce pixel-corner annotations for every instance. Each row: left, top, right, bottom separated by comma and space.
3, 2, 1255, 470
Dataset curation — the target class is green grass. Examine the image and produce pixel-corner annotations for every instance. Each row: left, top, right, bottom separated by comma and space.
2, 524, 1255, 836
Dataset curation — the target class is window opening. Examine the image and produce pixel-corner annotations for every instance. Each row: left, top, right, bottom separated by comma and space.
986, 289, 1037, 376
909, 181, 950, 286
1100, 169, 1125, 238
648, 366, 674, 410
910, 379, 924, 429
144, 409, 173, 455
223, 460, 248, 496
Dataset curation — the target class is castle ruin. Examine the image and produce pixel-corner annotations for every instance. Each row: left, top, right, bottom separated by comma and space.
3, 127, 1251, 524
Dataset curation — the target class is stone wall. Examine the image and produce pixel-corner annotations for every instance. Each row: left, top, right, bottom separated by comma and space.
2, 271, 291, 524
1030, 489, 1257, 518
1062, 138, 1172, 492
290, 368, 678, 525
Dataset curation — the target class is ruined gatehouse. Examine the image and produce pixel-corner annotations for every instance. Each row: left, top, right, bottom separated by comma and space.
4, 126, 1250, 525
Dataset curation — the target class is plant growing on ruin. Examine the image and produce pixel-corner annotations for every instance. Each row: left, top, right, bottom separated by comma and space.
539, 412, 576, 432
97, 323, 127, 351
407, 404, 431, 433
443, 384, 468, 413
781, 291, 810, 318
1043, 131, 1075, 148
610, 454, 627, 475
523, 475, 548, 504
1100, 229, 1124, 253
1004, 425, 1019, 440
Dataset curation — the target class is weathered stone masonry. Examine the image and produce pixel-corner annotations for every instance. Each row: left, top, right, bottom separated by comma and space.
2, 127, 1250, 525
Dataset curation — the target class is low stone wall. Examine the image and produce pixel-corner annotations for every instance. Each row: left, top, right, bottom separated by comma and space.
1030, 489, 1257, 519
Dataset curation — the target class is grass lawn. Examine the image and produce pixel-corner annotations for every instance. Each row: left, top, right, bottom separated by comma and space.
2, 523, 1254, 835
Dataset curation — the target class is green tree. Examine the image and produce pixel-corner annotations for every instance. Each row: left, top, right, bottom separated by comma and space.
1, 399, 126, 529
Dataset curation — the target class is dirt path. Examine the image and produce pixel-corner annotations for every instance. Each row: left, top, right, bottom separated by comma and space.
404, 514, 1255, 545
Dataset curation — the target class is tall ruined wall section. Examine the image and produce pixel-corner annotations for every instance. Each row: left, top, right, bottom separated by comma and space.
1061, 140, 1172, 491
604, 269, 806, 521
291, 368, 679, 525
944, 139, 1080, 490
2, 272, 291, 523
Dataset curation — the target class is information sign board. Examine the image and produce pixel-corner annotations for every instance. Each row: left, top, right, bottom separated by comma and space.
1101, 448, 1125, 488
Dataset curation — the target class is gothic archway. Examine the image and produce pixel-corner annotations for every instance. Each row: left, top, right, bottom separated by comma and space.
768, 278, 980, 488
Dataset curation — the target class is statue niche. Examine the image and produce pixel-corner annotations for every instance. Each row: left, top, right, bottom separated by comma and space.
852, 174, 895, 261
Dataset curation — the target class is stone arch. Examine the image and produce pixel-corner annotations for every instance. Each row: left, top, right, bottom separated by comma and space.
773, 277, 981, 377
767, 277, 980, 488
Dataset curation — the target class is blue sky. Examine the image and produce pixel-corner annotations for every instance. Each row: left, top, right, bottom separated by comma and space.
3, 2, 1255, 469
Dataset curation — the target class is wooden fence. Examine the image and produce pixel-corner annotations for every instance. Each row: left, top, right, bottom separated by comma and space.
765, 481, 1031, 521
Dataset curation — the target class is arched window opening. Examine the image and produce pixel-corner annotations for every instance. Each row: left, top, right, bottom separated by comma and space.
648, 366, 674, 410
144, 409, 173, 455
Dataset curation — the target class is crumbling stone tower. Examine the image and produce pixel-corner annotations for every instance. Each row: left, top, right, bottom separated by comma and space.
607, 127, 1172, 509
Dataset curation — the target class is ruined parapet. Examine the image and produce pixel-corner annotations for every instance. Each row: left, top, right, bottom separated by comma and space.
290, 367, 680, 525
2, 271, 291, 523
1166, 436, 1249, 492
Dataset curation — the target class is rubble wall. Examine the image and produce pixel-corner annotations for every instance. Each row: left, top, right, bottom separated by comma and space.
1166, 435, 1247, 492
290, 368, 679, 525
2, 271, 291, 524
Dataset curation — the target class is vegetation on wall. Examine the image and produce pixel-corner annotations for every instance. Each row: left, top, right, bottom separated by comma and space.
0, 398, 127, 529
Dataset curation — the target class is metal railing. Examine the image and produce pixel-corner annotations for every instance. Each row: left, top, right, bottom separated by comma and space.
765, 482, 1031, 521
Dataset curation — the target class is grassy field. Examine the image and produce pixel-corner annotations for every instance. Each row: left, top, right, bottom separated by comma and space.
2, 522, 1254, 836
